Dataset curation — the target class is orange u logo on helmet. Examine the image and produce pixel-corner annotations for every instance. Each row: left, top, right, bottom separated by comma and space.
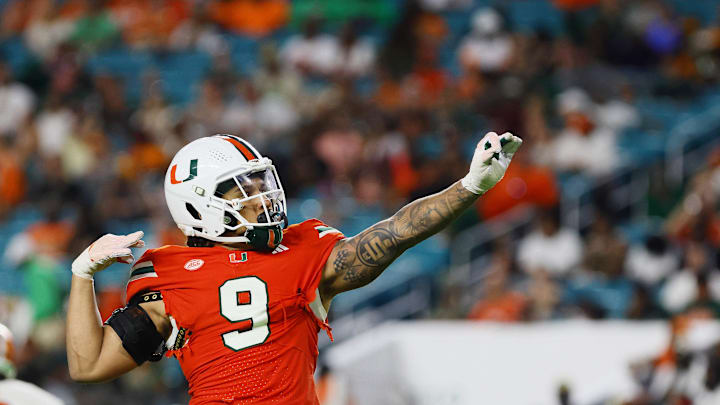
170, 159, 198, 184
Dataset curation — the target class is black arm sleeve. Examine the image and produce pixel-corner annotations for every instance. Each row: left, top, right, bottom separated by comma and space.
105, 303, 166, 365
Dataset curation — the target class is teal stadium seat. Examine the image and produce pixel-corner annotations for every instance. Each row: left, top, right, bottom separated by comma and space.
666, 0, 719, 26
617, 128, 666, 167
86, 48, 154, 105
0, 37, 35, 75
505, 0, 564, 36
226, 35, 260, 76
155, 51, 211, 105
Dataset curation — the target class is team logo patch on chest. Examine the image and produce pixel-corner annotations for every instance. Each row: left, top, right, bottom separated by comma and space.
229, 252, 248, 263
184, 259, 205, 271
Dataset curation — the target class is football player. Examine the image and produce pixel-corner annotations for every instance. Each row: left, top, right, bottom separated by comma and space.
66, 132, 521, 404
0, 323, 65, 405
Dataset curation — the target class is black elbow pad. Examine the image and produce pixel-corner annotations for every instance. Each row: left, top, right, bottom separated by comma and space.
106, 304, 166, 365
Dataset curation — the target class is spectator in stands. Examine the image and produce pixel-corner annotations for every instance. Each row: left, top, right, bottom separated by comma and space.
554, 0, 599, 11
468, 245, 526, 322
208, 0, 288, 37
684, 273, 720, 319
223, 77, 299, 147
0, 61, 35, 138
407, 35, 449, 107
3, 202, 71, 323
290, 0, 395, 29
690, 11, 720, 83
281, 17, 340, 76
567, 214, 634, 319
550, 87, 619, 176
477, 141, 559, 220
169, 4, 227, 56
595, 84, 641, 132
315, 361, 352, 405
46, 42, 85, 98
698, 343, 720, 405
23, 0, 74, 61
643, 2, 683, 57
69, 0, 120, 54
35, 93, 76, 158
626, 283, 668, 320
91, 74, 132, 135
220, 80, 260, 141
661, 241, 720, 314
458, 8, 515, 75
314, 113, 364, 182
517, 206, 582, 279
110, 0, 188, 50
255, 85, 301, 142
131, 85, 182, 158
420, 0, 472, 12
253, 44, 303, 105
582, 214, 627, 278
666, 156, 720, 246
525, 269, 561, 321
183, 79, 227, 140
0, 137, 25, 218
330, 22, 376, 78
432, 281, 466, 319
626, 234, 679, 287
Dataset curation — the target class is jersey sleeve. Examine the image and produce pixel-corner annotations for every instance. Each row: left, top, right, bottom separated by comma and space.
124, 248, 165, 304
293, 219, 345, 320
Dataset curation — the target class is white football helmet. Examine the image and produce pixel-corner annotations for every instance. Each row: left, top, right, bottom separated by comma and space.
0, 322, 15, 379
164, 135, 287, 246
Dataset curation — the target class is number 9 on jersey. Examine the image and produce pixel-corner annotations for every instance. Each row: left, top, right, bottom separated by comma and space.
219, 276, 270, 351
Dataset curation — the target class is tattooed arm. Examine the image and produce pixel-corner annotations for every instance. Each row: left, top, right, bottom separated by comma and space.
319, 132, 522, 308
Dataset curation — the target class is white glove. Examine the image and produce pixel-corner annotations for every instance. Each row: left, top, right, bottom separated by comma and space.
461, 132, 523, 195
71, 231, 145, 280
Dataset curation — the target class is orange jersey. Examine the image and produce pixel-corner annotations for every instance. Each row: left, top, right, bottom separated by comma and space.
123, 219, 344, 405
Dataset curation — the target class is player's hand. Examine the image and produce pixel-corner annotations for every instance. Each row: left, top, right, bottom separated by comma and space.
461, 131, 522, 195
71, 231, 145, 280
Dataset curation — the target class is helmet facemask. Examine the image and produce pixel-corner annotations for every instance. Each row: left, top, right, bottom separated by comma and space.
209, 158, 288, 249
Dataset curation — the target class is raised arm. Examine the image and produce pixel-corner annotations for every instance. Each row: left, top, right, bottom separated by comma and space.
319, 132, 522, 304
66, 232, 170, 382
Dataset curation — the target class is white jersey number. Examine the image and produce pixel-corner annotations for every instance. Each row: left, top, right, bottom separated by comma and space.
218, 276, 270, 351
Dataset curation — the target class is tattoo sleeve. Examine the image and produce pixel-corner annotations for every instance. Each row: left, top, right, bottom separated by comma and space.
325, 181, 478, 295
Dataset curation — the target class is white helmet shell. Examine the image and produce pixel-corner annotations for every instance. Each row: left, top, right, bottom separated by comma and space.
164, 135, 287, 244
0, 323, 15, 379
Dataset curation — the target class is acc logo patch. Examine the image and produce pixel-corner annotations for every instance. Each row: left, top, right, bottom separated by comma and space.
184, 259, 204, 271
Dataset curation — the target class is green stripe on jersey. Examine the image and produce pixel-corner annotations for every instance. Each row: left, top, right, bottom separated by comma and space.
130, 266, 156, 277
315, 225, 341, 238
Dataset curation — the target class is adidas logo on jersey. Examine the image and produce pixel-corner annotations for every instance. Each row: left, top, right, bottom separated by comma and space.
271, 244, 289, 254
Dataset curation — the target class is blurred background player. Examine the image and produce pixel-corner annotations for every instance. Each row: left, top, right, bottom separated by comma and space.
0, 322, 65, 405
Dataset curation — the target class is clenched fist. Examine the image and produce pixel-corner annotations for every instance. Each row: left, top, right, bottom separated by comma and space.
461, 132, 522, 195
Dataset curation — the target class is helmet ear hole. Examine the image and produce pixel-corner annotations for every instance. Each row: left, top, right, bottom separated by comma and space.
186, 203, 202, 220
224, 212, 239, 227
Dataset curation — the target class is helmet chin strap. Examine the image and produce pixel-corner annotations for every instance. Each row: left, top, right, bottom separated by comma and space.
191, 211, 288, 251
243, 225, 283, 251
181, 209, 288, 250
243, 211, 288, 251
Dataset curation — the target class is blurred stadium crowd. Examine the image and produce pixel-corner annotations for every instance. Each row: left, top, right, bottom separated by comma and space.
0, 0, 720, 404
